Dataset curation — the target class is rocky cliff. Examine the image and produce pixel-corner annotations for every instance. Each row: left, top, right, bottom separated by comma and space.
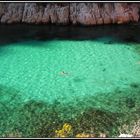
0, 3, 140, 25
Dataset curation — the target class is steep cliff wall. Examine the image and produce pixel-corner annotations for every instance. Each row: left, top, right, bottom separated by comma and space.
0, 3, 139, 25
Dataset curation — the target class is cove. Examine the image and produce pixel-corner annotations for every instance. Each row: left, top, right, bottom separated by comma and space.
0, 24, 140, 137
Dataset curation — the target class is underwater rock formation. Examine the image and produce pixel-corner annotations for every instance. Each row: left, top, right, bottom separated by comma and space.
0, 3, 139, 25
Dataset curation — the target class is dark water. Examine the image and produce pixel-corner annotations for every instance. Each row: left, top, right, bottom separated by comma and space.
1, 23, 140, 44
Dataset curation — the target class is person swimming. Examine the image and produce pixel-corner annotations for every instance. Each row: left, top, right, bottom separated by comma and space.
59, 71, 69, 76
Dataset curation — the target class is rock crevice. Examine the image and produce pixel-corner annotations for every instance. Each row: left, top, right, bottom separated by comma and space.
0, 2, 139, 25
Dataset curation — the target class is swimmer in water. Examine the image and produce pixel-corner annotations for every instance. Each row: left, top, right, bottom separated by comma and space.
59, 71, 69, 75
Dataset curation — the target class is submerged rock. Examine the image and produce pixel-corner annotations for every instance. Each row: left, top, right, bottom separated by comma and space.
0, 3, 139, 25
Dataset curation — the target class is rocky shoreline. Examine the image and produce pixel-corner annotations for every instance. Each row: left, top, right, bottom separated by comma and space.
0, 3, 140, 25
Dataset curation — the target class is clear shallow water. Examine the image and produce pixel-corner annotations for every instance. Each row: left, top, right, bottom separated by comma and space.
0, 25, 140, 137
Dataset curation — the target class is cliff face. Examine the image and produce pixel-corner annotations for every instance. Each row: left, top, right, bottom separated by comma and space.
0, 3, 139, 25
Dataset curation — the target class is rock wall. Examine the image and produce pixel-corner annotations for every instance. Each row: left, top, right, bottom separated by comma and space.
0, 3, 139, 25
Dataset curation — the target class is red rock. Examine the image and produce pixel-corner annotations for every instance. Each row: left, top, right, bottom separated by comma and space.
0, 3, 139, 25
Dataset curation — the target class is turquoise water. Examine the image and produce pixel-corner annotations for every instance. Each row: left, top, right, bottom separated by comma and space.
0, 36, 140, 137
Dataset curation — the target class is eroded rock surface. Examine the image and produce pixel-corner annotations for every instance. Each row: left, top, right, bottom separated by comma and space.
0, 3, 139, 25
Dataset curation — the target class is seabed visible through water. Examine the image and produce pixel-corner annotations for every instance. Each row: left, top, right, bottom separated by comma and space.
0, 24, 140, 137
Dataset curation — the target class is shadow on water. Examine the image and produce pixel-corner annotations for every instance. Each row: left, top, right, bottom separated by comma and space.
0, 24, 140, 46
0, 24, 140, 57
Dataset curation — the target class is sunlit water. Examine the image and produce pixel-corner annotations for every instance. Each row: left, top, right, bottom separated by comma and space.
0, 25, 140, 137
